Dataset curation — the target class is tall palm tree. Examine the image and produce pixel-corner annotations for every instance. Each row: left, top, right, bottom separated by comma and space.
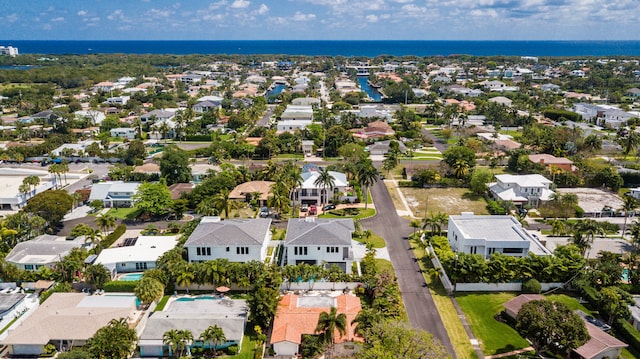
357, 159, 379, 210
18, 183, 30, 203
163, 329, 181, 358
177, 329, 194, 357
199, 325, 226, 356
24, 175, 40, 195
620, 195, 639, 239
314, 167, 335, 211
572, 219, 604, 257
452, 159, 470, 178
84, 228, 103, 253
213, 190, 232, 218
95, 213, 116, 236
196, 197, 218, 216
176, 270, 195, 289
315, 306, 347, 357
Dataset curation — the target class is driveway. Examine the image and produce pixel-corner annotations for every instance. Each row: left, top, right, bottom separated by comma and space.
361, 179, 456, 357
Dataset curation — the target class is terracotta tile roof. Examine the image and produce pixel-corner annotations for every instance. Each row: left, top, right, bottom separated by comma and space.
270, 293, 362, 345
574, 322, 627, 359
133, 162, 160, 174
229, 181, 275, 201
503, 294, 544, 318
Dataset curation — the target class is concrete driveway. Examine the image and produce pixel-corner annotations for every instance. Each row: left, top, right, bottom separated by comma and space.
361, 179, 456, 357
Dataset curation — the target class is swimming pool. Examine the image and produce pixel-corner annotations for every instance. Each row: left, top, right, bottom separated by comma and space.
119, 273, 143, 281
176, 295, 219, 302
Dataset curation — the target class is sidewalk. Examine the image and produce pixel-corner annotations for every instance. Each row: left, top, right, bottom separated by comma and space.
384, 179, 416, 218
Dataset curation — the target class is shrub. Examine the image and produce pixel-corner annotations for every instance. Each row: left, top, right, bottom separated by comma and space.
574, 205, 585, 218
98, 224, 126, 250
226, 345, 239, 355
522, 279, 542, 294
103, 280, 138, 293
398, 180, 418, 187
486, 200, 507, 215
615, 319, 640, 354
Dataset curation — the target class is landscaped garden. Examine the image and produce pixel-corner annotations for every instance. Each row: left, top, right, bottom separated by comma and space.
320, 207, 375, 220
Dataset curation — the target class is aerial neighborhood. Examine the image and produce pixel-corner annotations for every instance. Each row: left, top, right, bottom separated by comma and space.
3, 50, 640, 359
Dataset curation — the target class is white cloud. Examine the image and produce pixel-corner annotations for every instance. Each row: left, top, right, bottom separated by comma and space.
470, 8, 498, 17
51, 17, 65, 22
77, 10, 87, 16
43, 24, 52, 30
390, 0, 413, 2
5, 13, 18, 23
107, 10, 123, 21
291, 11, 316, 21
231, 0, 250, 9
257, 4, 269, 15
366, 14, 379, 22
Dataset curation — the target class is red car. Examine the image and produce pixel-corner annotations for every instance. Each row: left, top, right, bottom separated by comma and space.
309, 205, 317, 215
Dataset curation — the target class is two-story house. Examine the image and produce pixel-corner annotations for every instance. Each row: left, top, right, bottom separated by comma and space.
447, 212, 551, 258
110, 127, 136, 139
88, 181, 141, 208
184, 217, 272, 263
297, 167, 349, 205
489, 174, 554, 208
283, 218, 355, 273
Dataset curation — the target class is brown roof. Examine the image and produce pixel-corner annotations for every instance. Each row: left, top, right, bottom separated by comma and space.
528, 154, 573, 165
574, 322, 627, 358
168, 183, 195, 200
503, 294, 544, 317
270, 293, 362, 345
495, 139, 522, 150
133, 162, 160, 174
229, 181, 275, 201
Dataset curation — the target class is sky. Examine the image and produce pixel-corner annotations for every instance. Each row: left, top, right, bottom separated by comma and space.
1, 0, 639, 41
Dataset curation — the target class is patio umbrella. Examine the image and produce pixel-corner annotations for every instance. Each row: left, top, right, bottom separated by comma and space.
216, 286, 231, 293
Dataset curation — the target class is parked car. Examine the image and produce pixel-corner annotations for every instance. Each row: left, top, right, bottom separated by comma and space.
323, 204, 336, 211
309, 205, 317, 215
259, 207, 270, 218
301, 204, 309, 212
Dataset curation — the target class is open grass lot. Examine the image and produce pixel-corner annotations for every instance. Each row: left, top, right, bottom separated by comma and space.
401, 187, 489, 216
456, 292, 530, 356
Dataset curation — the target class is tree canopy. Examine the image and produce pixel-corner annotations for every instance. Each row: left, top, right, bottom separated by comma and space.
159, 145, 192, 185
133, 181, 173, 217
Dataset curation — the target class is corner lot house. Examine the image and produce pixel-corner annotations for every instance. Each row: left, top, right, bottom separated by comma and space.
95, 235, 179, 276
447, 213, 550, 258
5, 235, 87, 271
185, 217, 272, 262
284, 218, 355, 273
270, 293, 362, 357
2, 293, 136, 355
297, 168, 349, 205
489, 174, 555, 208
88, 181, 141, 208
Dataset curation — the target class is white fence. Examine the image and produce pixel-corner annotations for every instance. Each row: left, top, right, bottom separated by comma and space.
280, 282, 361, 292
455, 282, 565, 292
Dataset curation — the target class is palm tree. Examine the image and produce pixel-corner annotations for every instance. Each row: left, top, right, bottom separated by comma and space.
196, 197, 218, 216
84, 228, 103, 253
351, 308, 382, 336
571, 219, 604, 257
163, 329, 181, 358
315, 307, 347, 357
18, 183, 30, 203
213, 190, 232, 218
314, 167, 335, 211
199, 325, 226, 356
177, 329, 194, 357
620, 195, 639, 239
452, 159, 471, 178
95, 213, 116, 236
24, 175, 40, 195
357, 159, 379, 210
59, 161, 70, 185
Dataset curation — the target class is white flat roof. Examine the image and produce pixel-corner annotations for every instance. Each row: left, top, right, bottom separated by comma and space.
95, 235, 179, 269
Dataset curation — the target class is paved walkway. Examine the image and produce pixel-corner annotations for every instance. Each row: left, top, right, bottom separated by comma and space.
484, 347, 534, 359
361, 179, 456, 357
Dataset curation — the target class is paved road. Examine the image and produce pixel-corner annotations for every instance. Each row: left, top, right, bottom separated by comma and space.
256, 104, 275, 127
361, 179, 456, 357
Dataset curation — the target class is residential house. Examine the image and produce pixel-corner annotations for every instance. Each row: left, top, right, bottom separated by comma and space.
284, 218, 355, 273
503, 295, 627, 359
140, 109, 175, 124
229, 181, 275, 207
366, 140, 407, 156
277, 120, 312, 133
488, 96, 513, 107
541, 83, 561, 92
353, 121, 395, 140
270, 293, 362, 357
138, 297, 247, 357
105, 96, 130, 106
193, 100, 221, 113
489, 174, 555, 208
88, 181, 141, 208
2, 293, 136, 355
447, 212, 551, 258
627, 88, 640, 99
302, 140, 315, 157
74, 110, 106, 125
528, 154, 577, 173
110, 127, 136, 139
292, 97, 321, 106
95, 235, 179, 277
93, 81, 116, 92
297, 168, 349, 205
484, 80, 506, 91
5, 235, 88, 271
281, 105, 314, 121
184, 217, 272, 263
0, 167, 57, 210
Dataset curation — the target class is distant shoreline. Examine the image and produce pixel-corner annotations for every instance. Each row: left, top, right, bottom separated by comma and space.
2, 40, 640, 57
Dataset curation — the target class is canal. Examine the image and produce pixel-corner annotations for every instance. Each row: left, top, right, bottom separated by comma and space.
357, 76, 383, 102
265, 84, 286, 103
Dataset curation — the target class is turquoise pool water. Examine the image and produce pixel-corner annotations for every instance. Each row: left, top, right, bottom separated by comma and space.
176, 295, 219, 302
119, 273, 143, 281
623, 268, 630, 282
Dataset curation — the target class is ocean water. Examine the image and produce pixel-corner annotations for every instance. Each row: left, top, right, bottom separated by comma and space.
2, 40, 640, 57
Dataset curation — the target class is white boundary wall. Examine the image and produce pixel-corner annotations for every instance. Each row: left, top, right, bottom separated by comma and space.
455, 282, 564, 292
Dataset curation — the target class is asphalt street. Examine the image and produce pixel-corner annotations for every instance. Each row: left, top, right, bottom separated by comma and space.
361, 179, 456, 357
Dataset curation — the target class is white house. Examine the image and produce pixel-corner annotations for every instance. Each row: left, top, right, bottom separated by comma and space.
283, 217, 355, 273
297, 168, 349, 205
193, 100, 221, 113
88, 181, 141, 208
276, 120, 312, 133
110, 127, 136, 139
484, 80, 506, 91
140, 109, 176, 123
95, 235, 179, 277
447, 212, 551, 258
184, 217, 272, 263
281, 105, 314, 121
105, 96, 130, 106
74, 110, 106, 125
0, 167, 57, 210
489, 174, 555, 208
5, 235, 88, 271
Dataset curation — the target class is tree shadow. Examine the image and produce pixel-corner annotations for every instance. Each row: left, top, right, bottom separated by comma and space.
461, 191, 484, 201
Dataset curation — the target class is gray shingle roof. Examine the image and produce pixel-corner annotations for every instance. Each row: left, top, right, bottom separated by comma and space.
285, 218, 354, 246
184, 218, 271, 247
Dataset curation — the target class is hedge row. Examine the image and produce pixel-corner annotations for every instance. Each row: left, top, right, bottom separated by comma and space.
98, 224, 127, 251
616, 319, 640, 355
103, 280, 138, 292
185, 135, 212, 142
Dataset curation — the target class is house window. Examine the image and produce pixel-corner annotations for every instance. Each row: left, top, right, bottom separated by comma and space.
226, 247, 230, 252
196, 247, 211, 256
24, 265, 34, 270
236, 247, 249, 255
135, 262, 148, 270
503, 248, 524, 254
326, 247, 339, 253
311, 189, 318, 196
294, 246, 307, 256
121, 263, 127, 267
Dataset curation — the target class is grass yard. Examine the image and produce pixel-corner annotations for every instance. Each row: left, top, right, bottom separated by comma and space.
456, 292, 530, 356
412, 245, 477, 359
401, 187, 489, 217
225, 334, 257, 359
354, 232, 386, 248
320, 207, 375, 220
154, 295, 170, 312
107, 207, 141, 219
374, 259, 394, 273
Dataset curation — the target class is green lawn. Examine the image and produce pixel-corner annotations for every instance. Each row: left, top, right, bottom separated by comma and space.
154, 295, 170, 312
0, 316, 18, 335
546, 294, 594, 314
456, 292, 530, 356
374, 259, 394, 273
107, 207, 141, 219
354, 232, 386, 248
319, 207, 376, 220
